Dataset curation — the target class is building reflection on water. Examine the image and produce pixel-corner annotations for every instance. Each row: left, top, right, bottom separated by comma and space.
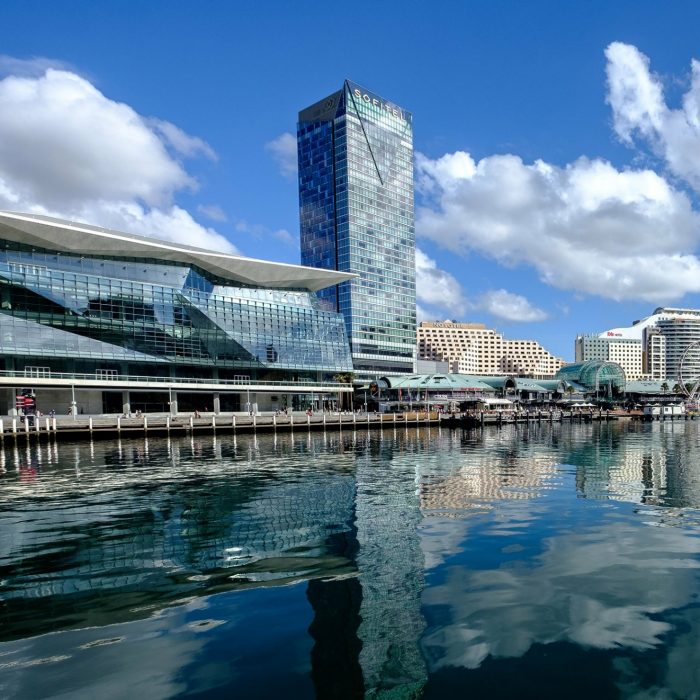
1, 436, 357, 631
3, 421, 700, 697
1, 430, 433, 697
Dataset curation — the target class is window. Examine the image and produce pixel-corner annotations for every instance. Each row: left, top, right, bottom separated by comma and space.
24, 366, 51, 378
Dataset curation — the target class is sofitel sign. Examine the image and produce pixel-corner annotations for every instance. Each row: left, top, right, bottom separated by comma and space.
352, 88, 406, 120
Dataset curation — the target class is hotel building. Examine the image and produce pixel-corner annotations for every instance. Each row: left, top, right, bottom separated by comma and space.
417, 321, 564, 378
0, 211, 355, 415
298, 81, 416, 380
575, 335, 644, 380
579, 307, 700, 382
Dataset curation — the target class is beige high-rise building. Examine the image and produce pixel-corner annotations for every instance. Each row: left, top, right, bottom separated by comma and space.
417, 321, 564, 378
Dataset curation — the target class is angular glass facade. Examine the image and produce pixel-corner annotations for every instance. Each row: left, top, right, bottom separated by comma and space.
0, 240, 353, 380
298, 80, 416, 380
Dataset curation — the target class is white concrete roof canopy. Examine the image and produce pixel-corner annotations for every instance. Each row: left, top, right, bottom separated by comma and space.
0, 211, 357, 292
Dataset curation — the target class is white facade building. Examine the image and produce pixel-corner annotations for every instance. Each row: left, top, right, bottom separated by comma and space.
575, 336, 644, 380
646, 331, 667, 380
582, 307, 700, 382
417, 321, 564, 378
654, 317, 700, 384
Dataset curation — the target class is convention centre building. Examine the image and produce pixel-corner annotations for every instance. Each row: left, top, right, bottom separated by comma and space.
0, 211, 355, 415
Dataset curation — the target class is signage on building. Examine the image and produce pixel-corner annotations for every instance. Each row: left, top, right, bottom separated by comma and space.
352, 88, 406, 121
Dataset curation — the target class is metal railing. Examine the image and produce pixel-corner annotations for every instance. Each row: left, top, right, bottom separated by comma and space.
0, 369, 352, 389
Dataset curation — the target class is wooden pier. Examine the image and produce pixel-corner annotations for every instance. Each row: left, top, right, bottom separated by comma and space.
450, 410, 621, 428
1, 408, 692, 443
0, 411, 442, 442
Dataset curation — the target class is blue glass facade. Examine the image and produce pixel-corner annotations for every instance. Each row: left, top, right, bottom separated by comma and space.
0, 241, 353, 380
298, 81, 416, 379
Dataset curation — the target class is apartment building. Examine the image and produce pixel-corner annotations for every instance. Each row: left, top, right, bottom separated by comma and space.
646, 330, 667, 380
417, 321, 564, 378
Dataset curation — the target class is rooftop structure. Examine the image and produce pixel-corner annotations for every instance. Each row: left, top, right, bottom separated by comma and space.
378, 373, 496, 393
376, 373, 566, 406
0, 211, 354, 292
601, 307, 700, 340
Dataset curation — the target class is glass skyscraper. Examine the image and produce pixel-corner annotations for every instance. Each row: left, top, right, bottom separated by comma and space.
298, 80, 416, 379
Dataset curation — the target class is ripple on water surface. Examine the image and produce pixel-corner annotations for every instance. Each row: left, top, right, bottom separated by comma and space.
2, 422, 700, 698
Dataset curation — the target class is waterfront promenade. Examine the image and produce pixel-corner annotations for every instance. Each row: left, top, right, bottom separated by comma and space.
1, 411, 440, 440
0, 408, 661, 441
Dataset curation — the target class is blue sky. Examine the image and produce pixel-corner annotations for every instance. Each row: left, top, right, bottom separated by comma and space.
3, 1, 700, 359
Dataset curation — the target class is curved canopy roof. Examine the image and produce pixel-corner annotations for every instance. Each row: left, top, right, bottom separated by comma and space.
379, 374, 496, 392
470, 376, 554, 392
0, 211, 356, 292
556, 361, 626, 391
536, 379, 566, 392
626, 380, 676, 394
468, 375, 511, 390
380, 374, 567, 394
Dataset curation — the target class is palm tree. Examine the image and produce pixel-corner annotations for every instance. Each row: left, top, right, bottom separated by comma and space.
661, 381, 669, 394
333, 372, 355, 411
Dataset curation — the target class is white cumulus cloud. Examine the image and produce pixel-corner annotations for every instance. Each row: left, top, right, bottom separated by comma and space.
606, 41, 700, 195
265, 132, 298, 179
416, 150, 700, 302
235, 219, 297, 248
416, 304, 432, 322
415, 248, 467, 315
0, 65, 237, 253
477, 289, 548, 322
150, 118, 218, 161
197, 204, 228, 222
0, 55, 76, 78
416, 249, 548, 322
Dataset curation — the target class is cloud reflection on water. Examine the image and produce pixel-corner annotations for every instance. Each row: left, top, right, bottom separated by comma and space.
419, 422, 700, 698
3, 422, 700, 697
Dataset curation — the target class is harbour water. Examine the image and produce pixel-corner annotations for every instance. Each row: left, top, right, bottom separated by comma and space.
2, 422, 700, 698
